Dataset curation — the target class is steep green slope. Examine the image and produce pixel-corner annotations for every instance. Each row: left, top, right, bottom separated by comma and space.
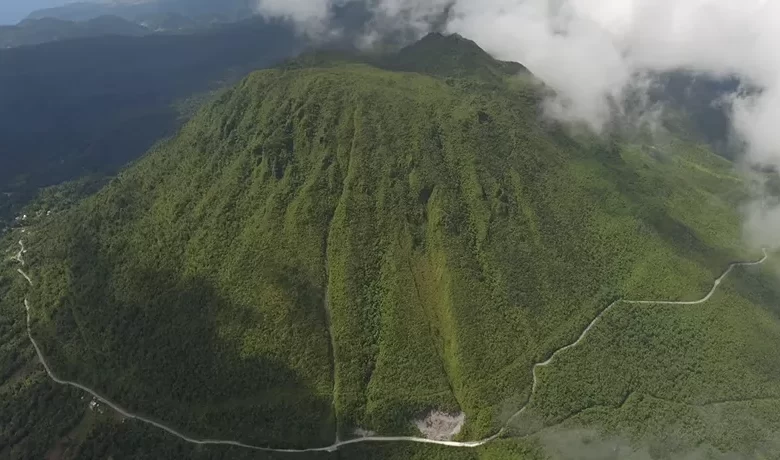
524, 256, 780, 458
6, 35, 774, 457
382, 32, 528, 82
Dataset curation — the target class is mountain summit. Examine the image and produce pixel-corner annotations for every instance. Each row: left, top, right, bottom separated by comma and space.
387, 32, 528, 80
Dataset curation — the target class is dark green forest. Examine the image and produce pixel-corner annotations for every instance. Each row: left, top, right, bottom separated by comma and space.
0, 16, 302, 226
2, 33, 779, 460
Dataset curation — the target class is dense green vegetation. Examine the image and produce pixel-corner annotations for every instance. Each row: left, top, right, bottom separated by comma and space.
0, 16, 301, 226
519, 257, 780, 458
2, 33, 778, 459
0, 236, 86, 460
381, 32, 529, 82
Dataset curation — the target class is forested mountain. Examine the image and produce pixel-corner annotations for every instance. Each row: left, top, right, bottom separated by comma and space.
0, 10, 237, 50
0, 16, 302, 227
2, 33, 780, 459
0, 15, 148, 48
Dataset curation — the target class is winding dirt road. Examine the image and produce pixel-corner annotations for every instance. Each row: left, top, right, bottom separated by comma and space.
11, 239, 770, 452
502, 248, 769, 430
11, 239, 24, 266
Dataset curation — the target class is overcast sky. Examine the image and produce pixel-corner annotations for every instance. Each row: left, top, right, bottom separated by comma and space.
0, 0, 69, 25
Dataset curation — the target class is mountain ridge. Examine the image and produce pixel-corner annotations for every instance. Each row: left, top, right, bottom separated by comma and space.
24, 39, 745, 438
26, 0, 255, 23
4, 33, 780, 459
0, 15, 148, 48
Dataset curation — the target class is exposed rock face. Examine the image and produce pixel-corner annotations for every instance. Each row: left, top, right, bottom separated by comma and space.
353, 428, 376, 438
415, 411, 465, 441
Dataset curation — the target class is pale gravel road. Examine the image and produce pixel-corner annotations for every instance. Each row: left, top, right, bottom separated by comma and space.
12, 240, 770, 452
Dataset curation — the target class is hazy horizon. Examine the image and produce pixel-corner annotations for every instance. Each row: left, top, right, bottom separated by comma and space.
0, 0, 72, 25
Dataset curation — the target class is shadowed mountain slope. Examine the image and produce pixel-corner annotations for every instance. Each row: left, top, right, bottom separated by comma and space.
4, 34, 779, 459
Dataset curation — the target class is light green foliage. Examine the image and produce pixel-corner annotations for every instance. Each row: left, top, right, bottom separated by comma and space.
518, 259, 780, 457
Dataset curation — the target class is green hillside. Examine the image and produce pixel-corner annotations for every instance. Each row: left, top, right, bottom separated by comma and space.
2, 34, 779, 459
527, 257, 780, 458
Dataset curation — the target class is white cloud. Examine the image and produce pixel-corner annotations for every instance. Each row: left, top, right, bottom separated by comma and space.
447, 0, 632, 129
442, 0, 780, 134
252, 0, 346, 36
253, 0, 332, 24
253, 0, 780, 245
258, 0, 780, 140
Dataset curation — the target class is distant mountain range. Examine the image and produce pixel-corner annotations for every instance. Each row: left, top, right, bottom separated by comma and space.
0, 16, 303, 224
26, 0, 256, 23
0, 10, 248, 49
2, 0, 270, 49
0, 15, 148, 48
0, 9, 745, 228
